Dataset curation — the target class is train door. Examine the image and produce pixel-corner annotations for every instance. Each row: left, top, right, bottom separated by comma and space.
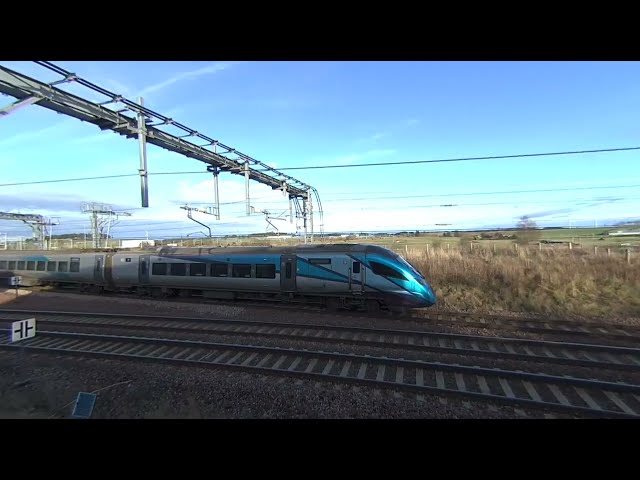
94, 255, 105, 283
280, 255, 297, 292
349, 258, 364, 295
139, 255, 150, 284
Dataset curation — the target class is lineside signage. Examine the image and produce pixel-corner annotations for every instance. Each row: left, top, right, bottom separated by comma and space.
10, 318, 36, 342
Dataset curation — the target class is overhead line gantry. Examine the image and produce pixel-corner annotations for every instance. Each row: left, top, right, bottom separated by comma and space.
0, 61, 324, 243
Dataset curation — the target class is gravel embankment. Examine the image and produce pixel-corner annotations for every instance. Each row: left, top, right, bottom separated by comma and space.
28, 321, 640, 386
0, 350, 565, 419
0, 289, 632, 418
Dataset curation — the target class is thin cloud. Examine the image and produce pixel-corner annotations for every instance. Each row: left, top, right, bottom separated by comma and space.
104, 78, 134, 98
0, 193, 88, 213
518, 208, 576, 219
70, 132, 120, 145
0, 120, 74, 148
138, 62, 236, 97
333, 149, 396, 165
406, 118, 420, 127
369, 132, 391, 142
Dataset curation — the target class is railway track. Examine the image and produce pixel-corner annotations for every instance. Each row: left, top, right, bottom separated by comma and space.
12, 287, 640, 341
1, 309, 640, 373
1, 328, 639, 418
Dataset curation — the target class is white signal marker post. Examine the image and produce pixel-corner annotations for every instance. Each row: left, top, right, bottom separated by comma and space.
11, 318, 36, 343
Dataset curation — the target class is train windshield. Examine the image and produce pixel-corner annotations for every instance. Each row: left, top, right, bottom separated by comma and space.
395, 255, 425, 279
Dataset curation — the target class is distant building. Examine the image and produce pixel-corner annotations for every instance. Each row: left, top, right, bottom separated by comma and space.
609, 230, 640, 236
120, 239, 154, 249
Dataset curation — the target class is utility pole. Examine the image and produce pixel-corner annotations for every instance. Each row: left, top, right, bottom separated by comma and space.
137, 97, 149, 208
81, 202, 131, 248
206, 165, 221, 220
0, 212, 58, 250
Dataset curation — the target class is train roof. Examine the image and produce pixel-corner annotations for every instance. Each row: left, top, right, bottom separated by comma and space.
156, 244, 399, 258
0, 244, 401, 260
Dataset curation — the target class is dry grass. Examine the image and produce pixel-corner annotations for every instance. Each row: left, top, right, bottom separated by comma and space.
407, 246, 640, 321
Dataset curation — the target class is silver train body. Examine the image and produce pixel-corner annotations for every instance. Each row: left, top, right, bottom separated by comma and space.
0, 244, 436, 309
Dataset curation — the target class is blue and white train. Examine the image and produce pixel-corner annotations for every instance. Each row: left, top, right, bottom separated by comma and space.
0, 244, 436, 311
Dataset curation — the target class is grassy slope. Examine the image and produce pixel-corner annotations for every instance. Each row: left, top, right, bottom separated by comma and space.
406, 247, 640, 320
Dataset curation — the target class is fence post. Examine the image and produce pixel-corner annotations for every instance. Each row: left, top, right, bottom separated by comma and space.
426, 244, 430, 255
493, 243, 497, 254
607, 247, 611, 257
405, 244, 408, 256
538, 242, 542, 252
447, 243, 450, 251
627, 249, 631, 265
594, 246, 598, 256
569, 242, 572, 250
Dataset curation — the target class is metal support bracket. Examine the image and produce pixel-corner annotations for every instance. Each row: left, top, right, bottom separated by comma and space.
0, 96, 42, 117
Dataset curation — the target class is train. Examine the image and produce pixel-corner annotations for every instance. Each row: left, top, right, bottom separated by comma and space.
0, 244, 436, 312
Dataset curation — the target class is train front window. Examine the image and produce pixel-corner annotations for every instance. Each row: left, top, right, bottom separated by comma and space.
396, 255, 425, 279
370, 261, 406, 280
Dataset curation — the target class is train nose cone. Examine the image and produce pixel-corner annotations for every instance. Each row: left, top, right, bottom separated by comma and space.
412, 280, 436, 306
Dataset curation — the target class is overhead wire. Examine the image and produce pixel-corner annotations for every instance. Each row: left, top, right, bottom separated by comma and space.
254, 146, 640, 171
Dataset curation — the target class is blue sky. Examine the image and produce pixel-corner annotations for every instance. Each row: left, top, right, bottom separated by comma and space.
1, 60, 639, 240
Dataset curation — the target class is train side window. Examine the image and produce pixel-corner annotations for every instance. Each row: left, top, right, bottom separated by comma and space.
353, 261, 361, 274
47, 262, 57, 272
17, 261, 25, 270
232, 264, 252, 278
27, 261, 35, 271
70, 260, 80, 272
0, 261, 7, 269
8, 261, 16, 270
36, 261, 46, 271
211, 264, 229, 277
285, 262, 292, 279
256, 264, 276, 279
189, 263, 206, 276
58, 261, 68, 272
309, 258, 331, 265
152, 263, 167, 275
370, 261, 405, 280
170, 263, 186, 276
